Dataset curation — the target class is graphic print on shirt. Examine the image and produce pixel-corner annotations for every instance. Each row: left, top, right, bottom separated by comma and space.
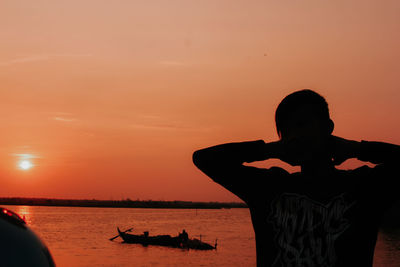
268, 193, 355, 267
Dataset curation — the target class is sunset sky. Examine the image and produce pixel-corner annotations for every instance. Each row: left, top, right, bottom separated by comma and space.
0, 0, 399, 202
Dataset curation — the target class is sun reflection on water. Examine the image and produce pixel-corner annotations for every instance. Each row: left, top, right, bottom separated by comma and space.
15, 205, 32, 224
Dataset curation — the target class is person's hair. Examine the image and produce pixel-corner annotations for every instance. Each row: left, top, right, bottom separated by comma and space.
275, 89, 330, 138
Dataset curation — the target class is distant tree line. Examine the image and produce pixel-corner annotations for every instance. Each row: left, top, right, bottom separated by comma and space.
0, 197, 247, 209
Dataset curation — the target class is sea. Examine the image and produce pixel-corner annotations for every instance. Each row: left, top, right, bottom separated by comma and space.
2, 205, 400, 267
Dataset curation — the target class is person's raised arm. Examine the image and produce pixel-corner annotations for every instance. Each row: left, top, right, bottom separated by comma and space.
330, 136, 400, 165
357, 140, 400, 165
193, 140, 280, 169
331, 136, 400, 204
192, 140, 287, 202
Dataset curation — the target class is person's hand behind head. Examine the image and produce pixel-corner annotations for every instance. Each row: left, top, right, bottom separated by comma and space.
329, 135, 360, 165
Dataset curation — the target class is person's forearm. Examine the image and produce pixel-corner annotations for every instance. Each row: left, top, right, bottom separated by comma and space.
193, 140, 278, 170
358, 140, 400, 164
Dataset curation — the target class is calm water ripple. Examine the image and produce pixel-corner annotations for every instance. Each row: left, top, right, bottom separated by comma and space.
3, 205, 399, 267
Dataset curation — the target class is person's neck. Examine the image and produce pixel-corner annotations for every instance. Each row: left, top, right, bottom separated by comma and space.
300, 159, 336, 177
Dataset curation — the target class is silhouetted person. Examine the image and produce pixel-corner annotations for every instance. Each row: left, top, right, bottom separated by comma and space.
193, 89, 400, 267
179, 229, 189, 243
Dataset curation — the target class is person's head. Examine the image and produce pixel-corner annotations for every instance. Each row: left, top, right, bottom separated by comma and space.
275, 89, 334, 164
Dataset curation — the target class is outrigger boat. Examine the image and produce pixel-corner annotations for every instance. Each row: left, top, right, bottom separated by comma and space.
116, 228, 217, 250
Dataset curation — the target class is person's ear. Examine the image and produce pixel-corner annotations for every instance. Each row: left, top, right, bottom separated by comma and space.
327, 119, 334, 134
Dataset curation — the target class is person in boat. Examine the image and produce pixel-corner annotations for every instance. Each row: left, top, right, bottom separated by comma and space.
193, 89, 400, 267
179, 229, 189, 243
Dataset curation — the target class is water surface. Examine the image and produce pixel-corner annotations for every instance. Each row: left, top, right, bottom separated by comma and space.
3, 205, 399, 267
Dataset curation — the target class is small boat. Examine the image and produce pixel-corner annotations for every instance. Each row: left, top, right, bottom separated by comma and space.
117, 228, 217, 250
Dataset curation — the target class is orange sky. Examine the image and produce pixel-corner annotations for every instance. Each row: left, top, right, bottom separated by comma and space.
0, 0, 399, 202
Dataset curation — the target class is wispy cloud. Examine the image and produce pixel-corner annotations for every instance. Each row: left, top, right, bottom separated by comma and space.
11, 153, 40, 159
53, 116, 77, 122
50, 112, 78, 123
0, 53, 92, 66
130, 114, 211, 132
130, 122, 189, 131
53, 112, 74, 116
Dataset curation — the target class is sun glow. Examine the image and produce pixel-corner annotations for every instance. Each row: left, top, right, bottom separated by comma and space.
18, 160, 33, 170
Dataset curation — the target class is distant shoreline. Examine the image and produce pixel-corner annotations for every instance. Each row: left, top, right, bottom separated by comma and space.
0, 197, 247, 209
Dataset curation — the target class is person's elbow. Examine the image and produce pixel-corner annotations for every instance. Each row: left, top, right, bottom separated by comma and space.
193, 148, 224, 183
193, 147, 219, 172
192, 149, 208, 170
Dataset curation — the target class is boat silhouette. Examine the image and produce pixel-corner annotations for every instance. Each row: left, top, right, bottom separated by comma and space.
116, 227, 217, 250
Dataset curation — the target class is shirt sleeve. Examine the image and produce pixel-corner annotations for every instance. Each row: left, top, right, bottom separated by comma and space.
193, 140, 288, 203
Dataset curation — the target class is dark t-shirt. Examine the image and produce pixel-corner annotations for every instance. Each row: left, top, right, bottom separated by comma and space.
193, 140, 399, 267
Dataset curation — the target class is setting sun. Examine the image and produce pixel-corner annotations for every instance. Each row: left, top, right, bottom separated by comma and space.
18, 160, 33, 170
